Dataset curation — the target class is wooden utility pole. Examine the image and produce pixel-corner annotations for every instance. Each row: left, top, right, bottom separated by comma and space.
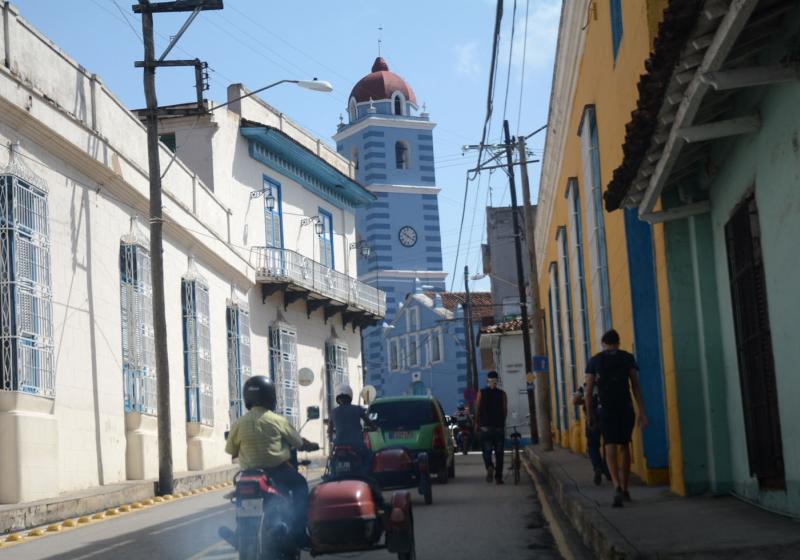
501, 120, 539, 444
463, 265, 479, 408
517, 135, 552, 450
134, 0, 223, 496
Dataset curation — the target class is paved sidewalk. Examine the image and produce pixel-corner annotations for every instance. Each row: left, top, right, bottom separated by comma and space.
527, 445, 800, 559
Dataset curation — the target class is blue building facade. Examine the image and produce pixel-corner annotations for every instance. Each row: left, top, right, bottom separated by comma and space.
382, 291, 492, 414
334, 57, 448, 397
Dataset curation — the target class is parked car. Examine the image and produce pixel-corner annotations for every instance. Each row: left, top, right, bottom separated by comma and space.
366, 396, 456, 484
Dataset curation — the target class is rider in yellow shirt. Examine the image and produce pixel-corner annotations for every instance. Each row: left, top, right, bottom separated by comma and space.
226, 376, 311, 545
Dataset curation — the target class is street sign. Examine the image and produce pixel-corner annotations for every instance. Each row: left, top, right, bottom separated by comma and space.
533, 355, 548, 372
464, 388, 477, 403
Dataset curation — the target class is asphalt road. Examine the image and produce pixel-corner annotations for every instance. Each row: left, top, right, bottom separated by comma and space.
1, 453, 562, 560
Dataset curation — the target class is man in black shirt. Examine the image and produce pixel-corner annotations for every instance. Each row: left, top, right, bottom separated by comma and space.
475, 371, 508, 485
585, 330, 649, 508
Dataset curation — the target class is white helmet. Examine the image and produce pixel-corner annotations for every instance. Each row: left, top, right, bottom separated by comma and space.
335, 383, 354, 401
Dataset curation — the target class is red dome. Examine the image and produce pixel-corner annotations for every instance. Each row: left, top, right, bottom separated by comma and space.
349, 57, 417, 106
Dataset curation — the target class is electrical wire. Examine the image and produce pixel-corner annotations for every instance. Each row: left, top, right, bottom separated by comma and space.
516, 0, 531, 135
501, 0, 518, 123
451, 0, 504, 293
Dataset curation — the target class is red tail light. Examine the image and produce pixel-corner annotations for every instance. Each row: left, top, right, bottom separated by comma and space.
238, 482, 259, 497
432, 425, 446, 449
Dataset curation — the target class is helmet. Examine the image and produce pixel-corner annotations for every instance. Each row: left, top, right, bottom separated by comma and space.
457, 404, 466, 411
335, 383, 354, 403
243, 376, 277, 411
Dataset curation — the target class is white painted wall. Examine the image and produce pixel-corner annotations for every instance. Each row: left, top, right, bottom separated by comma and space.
0, 4, 366, 503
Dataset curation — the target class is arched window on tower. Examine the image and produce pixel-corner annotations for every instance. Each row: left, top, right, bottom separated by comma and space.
395, 141, 409, 170
351, 146, 359, 170
393, 92, 405, 116
348, 98, 357, 122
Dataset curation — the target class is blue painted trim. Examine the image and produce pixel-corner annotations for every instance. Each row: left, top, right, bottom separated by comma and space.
319, 207, 334, 269
263, 175, 284, 249
558, 227, 580, 421
610, 0, 624, 61
569, 181, 591, 364
242, 127, 374, 209
550, 262, 568, 432
548, 287, 562, 432
624, 208, 668, 468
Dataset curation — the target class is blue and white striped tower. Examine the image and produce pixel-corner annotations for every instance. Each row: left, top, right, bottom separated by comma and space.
334, 57, 446, 396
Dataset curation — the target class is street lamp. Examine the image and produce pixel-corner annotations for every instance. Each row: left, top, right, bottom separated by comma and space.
210, 78, 333, 113
350, 240, 371, 259
301, 215, 324, 236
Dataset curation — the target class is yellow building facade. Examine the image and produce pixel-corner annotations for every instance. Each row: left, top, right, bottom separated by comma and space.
535, 0, 685, 492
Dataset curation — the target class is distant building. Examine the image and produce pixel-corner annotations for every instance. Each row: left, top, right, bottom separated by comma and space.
478, 318, 535, 444
482, 206, 533, 321
383, 290, 493, 413
334, 57, 447, 398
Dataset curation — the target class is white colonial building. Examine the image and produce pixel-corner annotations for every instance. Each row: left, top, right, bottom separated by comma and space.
0, 4, 382, 504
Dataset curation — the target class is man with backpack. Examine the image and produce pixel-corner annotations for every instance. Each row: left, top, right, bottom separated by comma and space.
585, 329, 649, 508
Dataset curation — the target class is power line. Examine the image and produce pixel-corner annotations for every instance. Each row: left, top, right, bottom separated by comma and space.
451, 0, 504, 293
501, 0, 518, 123
516, 0, 531, 135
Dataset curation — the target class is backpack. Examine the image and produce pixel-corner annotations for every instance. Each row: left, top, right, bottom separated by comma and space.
594, 351, 632, 409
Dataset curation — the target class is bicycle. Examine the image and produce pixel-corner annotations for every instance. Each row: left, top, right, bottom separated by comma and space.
508, 426, 523, 485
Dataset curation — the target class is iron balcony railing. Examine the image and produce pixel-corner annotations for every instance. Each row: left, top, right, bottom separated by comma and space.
251, 246, 386, 318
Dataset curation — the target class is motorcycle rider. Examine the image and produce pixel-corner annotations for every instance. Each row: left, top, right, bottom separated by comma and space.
453, 402, 474, 447
327, 383, 373, 475
225, 375, 311, 546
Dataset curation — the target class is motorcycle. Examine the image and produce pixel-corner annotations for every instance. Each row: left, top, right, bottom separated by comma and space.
458, 424, 472, 455
221, 408, 416, 560
220, 406, 321, 560
308, 443, 417, 558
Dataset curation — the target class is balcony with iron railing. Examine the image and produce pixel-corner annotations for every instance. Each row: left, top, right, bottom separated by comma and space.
250, 246, 385, 327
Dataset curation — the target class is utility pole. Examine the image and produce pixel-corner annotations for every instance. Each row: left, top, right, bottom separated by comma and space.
517, 135, 552, 450
463, 265, 479, 409
501, 119, 539, 444
134, 0, 223, 496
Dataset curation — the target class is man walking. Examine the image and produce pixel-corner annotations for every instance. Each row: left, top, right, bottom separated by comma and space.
573, 383, 610, 485
585, 330, 648, 508
475, 371, 507, 485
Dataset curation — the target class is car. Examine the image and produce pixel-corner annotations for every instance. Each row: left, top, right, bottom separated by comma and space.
366, 396, 456, 484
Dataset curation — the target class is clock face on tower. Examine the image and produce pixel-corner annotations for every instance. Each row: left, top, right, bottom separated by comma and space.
398, 226, 417, 247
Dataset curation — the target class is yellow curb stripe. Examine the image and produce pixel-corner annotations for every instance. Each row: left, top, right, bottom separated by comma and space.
143, 498, 155, 505
118, 505, 131, 513
92, 512, 105, 520
131, 502, 143, 509
47, 524, 61, 532
522, 457, 577, 560
5, 534, 23, 542
78, 516, 92, 524
27, 529, 45, 537
63, 519, 78, 527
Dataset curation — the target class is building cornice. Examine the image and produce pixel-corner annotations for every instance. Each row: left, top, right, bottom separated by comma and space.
366, 184, 442, 195
333, 116, 436, 143
535, 0, 590, 273
359, 269, 448, 283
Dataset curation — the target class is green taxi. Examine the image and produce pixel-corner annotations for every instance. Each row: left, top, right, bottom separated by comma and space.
366, 395, 456, 483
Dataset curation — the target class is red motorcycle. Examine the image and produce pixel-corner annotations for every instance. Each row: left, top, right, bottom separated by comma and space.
221, 410, 415, 560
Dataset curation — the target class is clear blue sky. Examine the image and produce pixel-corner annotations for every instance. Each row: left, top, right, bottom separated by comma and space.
13, 0, 560, 292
